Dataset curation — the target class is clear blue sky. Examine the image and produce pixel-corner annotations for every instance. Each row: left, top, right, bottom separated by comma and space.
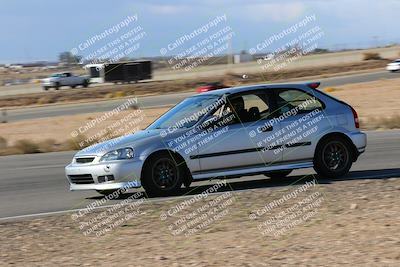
0, 0, 399, 63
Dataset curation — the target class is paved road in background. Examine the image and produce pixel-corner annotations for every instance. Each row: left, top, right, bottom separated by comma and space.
2, 45, 400, 97
0, 130, 399, 220
3, 70, 400, 122
4, 92, 193, 122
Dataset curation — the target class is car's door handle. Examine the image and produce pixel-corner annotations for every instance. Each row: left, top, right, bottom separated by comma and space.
261, 125, 273, 132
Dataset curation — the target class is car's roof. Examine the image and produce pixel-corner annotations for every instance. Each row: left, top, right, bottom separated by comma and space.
196, 82, 309, 97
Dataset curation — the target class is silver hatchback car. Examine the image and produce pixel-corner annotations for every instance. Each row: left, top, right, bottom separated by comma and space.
65, 82, 366, 196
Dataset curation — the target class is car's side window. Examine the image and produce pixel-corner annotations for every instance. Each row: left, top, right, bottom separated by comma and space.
276, 89, 323, 115
223, 92, 271, 125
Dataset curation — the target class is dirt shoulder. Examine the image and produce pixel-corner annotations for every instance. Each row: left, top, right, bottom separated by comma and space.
1, 176, 399, 266
0, 106, 169, 155
324, 79, 400, 129
327, 78, 400, 129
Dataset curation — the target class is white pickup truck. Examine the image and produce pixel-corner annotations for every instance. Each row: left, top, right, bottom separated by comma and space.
41, 72, 90, 90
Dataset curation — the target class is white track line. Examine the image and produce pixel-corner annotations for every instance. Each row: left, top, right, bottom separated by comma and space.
1, 171, 399, 222
0, 186, 269, 222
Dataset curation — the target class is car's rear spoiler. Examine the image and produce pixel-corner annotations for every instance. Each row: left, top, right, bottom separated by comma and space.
306, 82, 321, 89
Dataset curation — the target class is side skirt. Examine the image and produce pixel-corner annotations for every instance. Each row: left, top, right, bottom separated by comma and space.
191, 160, 314, 180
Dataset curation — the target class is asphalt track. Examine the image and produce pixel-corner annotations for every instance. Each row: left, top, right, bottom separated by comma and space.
3, 70, 399, 122
0, 130, 399, 221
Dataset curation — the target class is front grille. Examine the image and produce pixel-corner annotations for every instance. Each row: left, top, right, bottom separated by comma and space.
69, 174, 94, 184
75, 157, 95, 164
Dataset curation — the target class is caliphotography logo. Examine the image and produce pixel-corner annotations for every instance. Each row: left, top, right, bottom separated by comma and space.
0, 0, 399, 266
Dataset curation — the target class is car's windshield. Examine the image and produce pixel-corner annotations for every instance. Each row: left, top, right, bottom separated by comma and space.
51, 73, 62, 77
148, 95, 222, 130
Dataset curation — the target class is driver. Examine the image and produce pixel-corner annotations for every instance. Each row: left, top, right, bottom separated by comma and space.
228, 96, 248, 123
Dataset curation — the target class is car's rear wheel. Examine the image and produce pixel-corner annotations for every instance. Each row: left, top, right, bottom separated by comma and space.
142, 152, 183, 197
314, 136, 353, 178
264, 170, 292, 180
82, 81, 89, 88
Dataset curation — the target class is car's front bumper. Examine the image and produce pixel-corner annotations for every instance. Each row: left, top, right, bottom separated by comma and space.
65, 159, 143, 191
41, 81, 56, 87
386, 65, 400, 71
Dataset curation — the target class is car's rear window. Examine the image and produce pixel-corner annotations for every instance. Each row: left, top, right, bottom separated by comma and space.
276, 89, 324, 114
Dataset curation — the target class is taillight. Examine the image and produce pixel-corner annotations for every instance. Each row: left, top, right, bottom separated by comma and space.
350, 106, 359, 128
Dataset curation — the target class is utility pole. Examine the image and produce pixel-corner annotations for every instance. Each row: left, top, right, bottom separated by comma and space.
227, 37, 233, 68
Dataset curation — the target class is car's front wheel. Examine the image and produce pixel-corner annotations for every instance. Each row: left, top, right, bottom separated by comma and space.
142, 152, 183, 197
314, 136, 353, 178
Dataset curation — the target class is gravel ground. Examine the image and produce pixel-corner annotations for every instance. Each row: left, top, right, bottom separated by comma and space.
1, 175, 400, 266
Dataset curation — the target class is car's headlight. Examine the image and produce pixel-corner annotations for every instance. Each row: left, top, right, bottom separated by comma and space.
100, 148, 134, 162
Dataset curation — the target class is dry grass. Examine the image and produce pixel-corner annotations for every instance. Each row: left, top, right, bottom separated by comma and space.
0, 135, 101, 156
105, 91, 127, 99
36, 138, 57, 153
13, 139, 40, 154
36, 95, 57, 105
0, 136, 99, 156
0, 60, 392, 108
327, 78, 400, 129
363, 52, 382, 61
323, 87, 340, 93
0, 107, 168, 156
366, 115, 400, 130
114, 91, 127, 98
0, 136, 7, 149
62, 137, 85, 151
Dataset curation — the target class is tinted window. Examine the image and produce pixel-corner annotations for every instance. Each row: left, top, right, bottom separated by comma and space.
224, 92, 271, 124
276, 89, 323, 115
